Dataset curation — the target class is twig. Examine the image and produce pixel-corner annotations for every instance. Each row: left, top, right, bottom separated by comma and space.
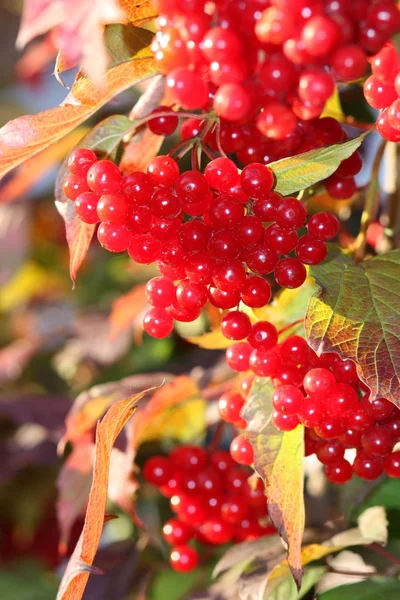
370, 542, 400, 566
352, 139, 387, 262
278, 319, 303, 337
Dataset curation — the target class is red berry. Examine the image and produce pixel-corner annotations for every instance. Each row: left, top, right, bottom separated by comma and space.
128, 233, 161, 264
335, 152, 363, 178
304, 368, 337, 398
218, 392, 245, 424
383, 451, 400, 478
201, 519, 234, 544
295, 235, 327, 265
230, 434, 254, 465
331, 45, 367, 81
274, 258, 307, 289
64, 173, 89, 201
363, 396, 394, 421
275, 197, 307, 230
240, 276, 271, 308
75, 192, 100, 224
307, 212, 339, 241
68, 148, 97, 177
208, 286, 240, 309
176, 279, 208, 312
170, 545, 199, 572
272, 384, 304, 415
143, 456, 172, 486
249, 347, 282, 377
315, 416, 345, 440
279, 336, 309, 365
221, 497, 249, 524
205, 158, 239, 192
211, 450, 235, 474
240, 163, 274, 197
97, 223, 130, 252
248, 321, 278, 351
298, 397, 324, 427
167, 67, 208, 110
163, 519, 192, 545
257, 103, 298, 139
324, 459, 352, 484
226, 342, 252, 372
361, 426, 394, 456
147, 156, 179, 188
233, 217, 264, 248
148, 105, 178, 136
221, 311, 252, 341
364, 75, 397, 109
170, 446, 208, 473
214, 83, 251, 122
87, 160, 121, 195
299, 70, 335, 108
143, 307, 174, 338
316, 440, 345, 465
245, 243, 279, 275
325, 383, 360, 417
272, 410, 300, 431
175, 171, 209, 204
212, 260, 247, 292
97, 193, 128, 224
120, 172, 154, 206
301, 15, 340, 57
353, 452, 384, 480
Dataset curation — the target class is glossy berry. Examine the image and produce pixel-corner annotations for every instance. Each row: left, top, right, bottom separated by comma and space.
87, 160, 121, 195
230, 434, 254, 465
64, 174, 89, 201
249, 347, 281, 377
218, 392, 245, 424
212, 260, 247, 292
176, 279, 208, 311
68, 148, 97, 177
128, 234, 162, 264
145, 277, 176, 308
208, 286, 240, 309
272, 410, 300, 431
170, 545, 199, 572
336, 152, 363, 178
325, 175, 356, 199
240, 163, 274, 197
214, 83, 251, 122
204, 158, 239, 192
170, 446, 208, 473
240, 276, 271, 308
264, 224, 298, 254
248, 321, 278, 351
143, 456, 172, 486
221, 497, 249, 524
75, 192, 100, 224
304, 368, 337, 398
301, 16, 339, 57
353, 452, 384, 480
331, 45, 367, 81
97, 193, 128, 224
279, 336, 309, 365
97, 223, 130, 252
272, 385, 304, 415
147, 156, 180, 188
148, 105, 179, 136
324, 459, 352, 484
275, 197, 307, 230
361, 426, 394, 456
221, 311, 252, 341
175, 171, 209, 204
296, 235, 327, 265
201, 519, 234, 544
383, 452, 400, 478
257, 103, 298, 139
316, 440, 345, 465
307, 212, 339, 241
364, 75, 397, 109
163, 519, 193, 545
167, 67, 208, 109
326, 383, 360, 417
120, 172, 154, 206
143, 307, 174, 338
362, 397, 394, 421
298, 397, 324, 427
315, 416, 344, 440
274, 258, 307, 289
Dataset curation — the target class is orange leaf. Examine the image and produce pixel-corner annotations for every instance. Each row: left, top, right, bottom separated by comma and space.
56, 389, 148, 600
118, 0, 157, 24
17, 0, 128, 85
109, 284, 148, 339
0, 54, 156, 180
0, 128, 88, 206
243, 377, 305, 589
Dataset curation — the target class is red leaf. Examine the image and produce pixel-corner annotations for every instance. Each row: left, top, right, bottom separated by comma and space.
56, 389, 149, 600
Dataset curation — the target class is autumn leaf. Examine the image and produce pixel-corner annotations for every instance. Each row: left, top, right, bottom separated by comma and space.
270, 131, 369, 196
109, 283, 148, 339
0, 53, 156, 180
56, 442, 94, 554
56, 389, 148, 600
118, 0, 157, 24
305, 248, 400, 406
242, 377, 305, 588
55, 115, 132, 283
17, 0, 129, 85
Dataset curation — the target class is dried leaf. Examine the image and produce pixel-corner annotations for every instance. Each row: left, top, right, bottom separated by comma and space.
357, 506, 388, 546
243, 377, 305, 588
118, 0, 157, 24
0, 54, 156, 179
54, 115, 132, 283
214, 536, 284, 578
56, 389, 148, 600
17, 0, 128, 85
316, 551, 376, 596
270, 132, 369, 196
305, 248, 400, 406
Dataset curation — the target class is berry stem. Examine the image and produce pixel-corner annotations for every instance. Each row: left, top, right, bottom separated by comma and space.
201, 143, 218, 161
213, 121, 228, 159
277, 319, 304, 337
370, 542, 400, 567
191, 141, 202, 171
352, 139, 386, 262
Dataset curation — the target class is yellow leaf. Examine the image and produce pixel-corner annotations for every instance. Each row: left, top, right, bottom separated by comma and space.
321, 88, 344, 122
243, 377, 305, 588
188, 328, 234, 350
0, 262, 65, 311
269, 543, 344, 580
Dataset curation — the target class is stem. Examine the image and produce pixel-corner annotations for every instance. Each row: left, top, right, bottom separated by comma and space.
278, 319, 303, 337
370, 542, 400, 566
190, 141, 202, 171
352, 140, 386, 262
327, 567, 380, 577
381, 142, 400, 249
213, 121, 228, 158
201, 142, 218, 161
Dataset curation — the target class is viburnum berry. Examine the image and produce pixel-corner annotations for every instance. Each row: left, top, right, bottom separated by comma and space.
176, 279, 208, 311
248, 321, 278, 351
240, 163, 274, 197
208, 286, 240, 309
87, 160, 121, 195
240, 276, 271, 308
68, 148, 97, 177
64, 173, 89, 201
170, 545, 199, 572
252, 193, 281, 222
272, 410, 300, 431
301, 15, 340, 57
295, 235, 327, 265
304, 368, 337, 398
383, 451, 400, 478
128, 233, 162, 264
331, 44, 368, 81
249, 347, 281, 377
218, 392, 245, 424
315, 416, 345, 440
325, 383, 360, 417
233, 217, 264, 248
324, 459, 352, 484
353, 452, 384, 480
170, 446, 208, 473
307, 212, 339, 241
143, 307, 174, 338
148, 105, 179, 136
230, 434, 254, 465
226, 342, 252, 372
145, 277, 176, 308
201, 519, 234, 544
264, 224, 298, 255
361, 425, 394, 456
120, 172, 154, 206
212, 260, 247, 292
274, 258, 307, 289
221, 311, 252, 340
275, 197, 307, 230
363, 75, 397, 109
257, 103, 298, 139
298, 397, 324, 427
143, 456, 172, 486
272, 384, 304, 415
97, 193, 128, 224
97, 223, 131, 252
279, 335, 309, 365
221, 497, 249, 524
204, 157, 239, 191
147, 156, 180, 188
74, 192, 100, 224
167, 67, 209, 110
163, 519, 193, 545
316, 440, 345, 465
213, 83, 251, 122
362, 396, 394, 421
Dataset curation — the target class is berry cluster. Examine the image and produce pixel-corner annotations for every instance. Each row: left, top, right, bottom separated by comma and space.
152, 0, 399, 142
64, 149, 340, 340
220, 334, 400, 485
142, 445, 273, 572
364, 41, 400, 141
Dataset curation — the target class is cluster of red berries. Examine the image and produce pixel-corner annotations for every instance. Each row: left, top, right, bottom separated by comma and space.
220, 334, 400, 485
364, 41, 400, 141
152, 0, 399, 140
142, 445, 273, 572
63, 148, 340, 340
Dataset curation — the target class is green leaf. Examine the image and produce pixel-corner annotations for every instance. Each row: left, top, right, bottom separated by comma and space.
305, 247, 400, 407
262, 566, 326, 600
319, 578, 400, 600
104, 24, 154, 68
0, 562, 59, 600
54, 115, 132, 284
270, 131, 369, 195
242, 377, 305, 588
352, 479, 400, 518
